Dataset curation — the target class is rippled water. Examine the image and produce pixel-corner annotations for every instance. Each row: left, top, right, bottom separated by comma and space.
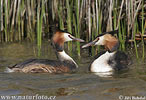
0, 41, 146, 100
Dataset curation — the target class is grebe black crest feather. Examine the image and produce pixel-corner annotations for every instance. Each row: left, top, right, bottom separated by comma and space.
95, 29, 118, 38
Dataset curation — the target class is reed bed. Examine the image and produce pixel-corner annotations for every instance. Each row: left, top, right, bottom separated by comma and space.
0, 0, 146, 57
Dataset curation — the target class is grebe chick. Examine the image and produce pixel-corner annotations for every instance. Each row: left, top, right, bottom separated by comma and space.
82, 30, 131, 74
7, 30, 84, 73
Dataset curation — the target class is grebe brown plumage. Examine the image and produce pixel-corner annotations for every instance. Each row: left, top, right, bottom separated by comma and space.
7, 30, 84, 73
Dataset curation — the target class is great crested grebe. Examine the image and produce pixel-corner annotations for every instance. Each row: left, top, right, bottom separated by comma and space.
7, 30, 84, 73
82, 30, 131, 74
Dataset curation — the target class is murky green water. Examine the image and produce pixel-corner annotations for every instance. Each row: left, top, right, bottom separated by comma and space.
0, 41, 146, 100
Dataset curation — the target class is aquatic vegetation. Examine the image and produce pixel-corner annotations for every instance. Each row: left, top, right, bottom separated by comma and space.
0, 0, 145, 57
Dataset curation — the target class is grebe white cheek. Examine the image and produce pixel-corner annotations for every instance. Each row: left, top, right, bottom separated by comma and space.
95, 36, 105, 45
63, 33, 73, 42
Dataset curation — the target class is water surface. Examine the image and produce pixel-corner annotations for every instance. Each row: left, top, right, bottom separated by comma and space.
0, 41, 146, 100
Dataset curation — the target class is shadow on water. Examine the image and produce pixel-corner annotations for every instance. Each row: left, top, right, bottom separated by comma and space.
0, 41, 146, 100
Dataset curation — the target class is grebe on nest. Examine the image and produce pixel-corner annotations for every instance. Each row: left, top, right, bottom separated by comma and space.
82, 30, 131, 75
7, 30, 84, 73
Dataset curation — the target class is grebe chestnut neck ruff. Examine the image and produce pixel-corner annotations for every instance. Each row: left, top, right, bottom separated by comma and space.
82, 30, 131, 76
7, 30, 84, 73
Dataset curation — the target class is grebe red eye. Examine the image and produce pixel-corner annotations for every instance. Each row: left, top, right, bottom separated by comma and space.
68, 35, 74, 39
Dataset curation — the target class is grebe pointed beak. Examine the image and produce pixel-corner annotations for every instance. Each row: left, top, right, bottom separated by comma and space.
72, 37, 85, 42
82, 38, 99, 48
69, 35, 85, 42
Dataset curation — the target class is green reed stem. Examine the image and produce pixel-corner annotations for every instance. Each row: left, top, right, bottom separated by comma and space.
37, 1, 44, 56
0, 1, 1, 34
18, 13, 21, 41
66, 0, 72, 51
121, 21, 126, 50
58, 4, 64, 30
94, 10, 102, 54
118, 22, 122, 50
113, 4, 117, 30
133, 21, 139, 59
75, 0, 81, 56
21, 0, 25, 39
37, 2, 40, 46
4, 0, 8, 42
141, 0, 145, 60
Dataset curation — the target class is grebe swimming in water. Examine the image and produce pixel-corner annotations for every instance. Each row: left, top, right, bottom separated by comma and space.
7, 30, 84, 73
82, 30, 131, 75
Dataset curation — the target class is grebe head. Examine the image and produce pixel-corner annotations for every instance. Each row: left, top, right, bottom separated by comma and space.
52, 30, 84, 68
52, 30, 84, 51
82, 30, 119, 52
53, 30, 84, 44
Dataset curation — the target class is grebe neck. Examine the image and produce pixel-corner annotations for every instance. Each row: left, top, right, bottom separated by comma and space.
52, 41, 78, 68
90, 51, 116, 73
57, 50, 78, 68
